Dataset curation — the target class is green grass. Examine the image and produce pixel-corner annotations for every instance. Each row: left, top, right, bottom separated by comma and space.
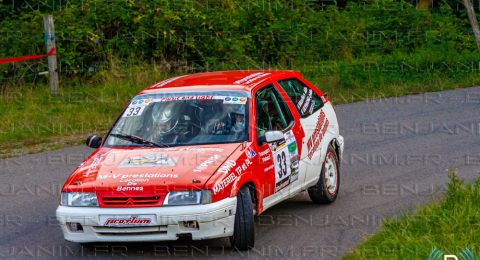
2, 50, 480, 158
344, 172, 480, 259
0, 65, 171, 157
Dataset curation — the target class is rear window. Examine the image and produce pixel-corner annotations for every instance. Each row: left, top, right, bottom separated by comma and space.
278, 78, 323, 117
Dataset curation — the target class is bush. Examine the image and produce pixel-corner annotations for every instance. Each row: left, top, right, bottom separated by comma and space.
0, 0, 476, 84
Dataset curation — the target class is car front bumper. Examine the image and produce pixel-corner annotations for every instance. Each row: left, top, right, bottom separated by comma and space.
56, 197, 236, 243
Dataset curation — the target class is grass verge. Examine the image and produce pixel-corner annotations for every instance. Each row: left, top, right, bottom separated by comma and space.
0, 65, 171, 158
344, 172, 480, 259
1, 52, 480, 158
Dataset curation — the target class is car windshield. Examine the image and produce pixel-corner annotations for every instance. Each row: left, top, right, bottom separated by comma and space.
104, 91, 249, 147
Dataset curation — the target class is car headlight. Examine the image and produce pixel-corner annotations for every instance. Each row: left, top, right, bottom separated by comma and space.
163, 190, 212, 206
61, 192, 99, 207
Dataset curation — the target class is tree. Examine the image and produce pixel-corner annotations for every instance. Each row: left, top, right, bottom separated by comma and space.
463, 0, 480, 49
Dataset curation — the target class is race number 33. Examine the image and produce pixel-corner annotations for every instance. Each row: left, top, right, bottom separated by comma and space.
123, 106, 145, 117
274, 149, 291, 189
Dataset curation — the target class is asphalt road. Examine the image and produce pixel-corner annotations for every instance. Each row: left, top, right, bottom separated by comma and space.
1, 87, 480, 259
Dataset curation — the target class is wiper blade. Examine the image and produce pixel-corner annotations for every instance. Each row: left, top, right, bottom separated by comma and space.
110, 133, 168, 148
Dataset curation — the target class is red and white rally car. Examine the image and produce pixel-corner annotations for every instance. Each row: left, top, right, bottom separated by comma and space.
56, 70, 344, 250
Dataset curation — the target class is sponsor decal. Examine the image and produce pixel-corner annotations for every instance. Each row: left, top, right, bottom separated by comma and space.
97, 173, 177, 190
259, 148, 272, 163
152, 75, 185, 88
236, 158, 253, 174
123, 98, 152, 118
218, 160, 237, 174
261, 155, 271, 163
194, 154, 221, 173
269, 139, 285, 154
119, 154, 177, 168
159, 95, 214, 101
223, 96, 247, 104
288, 142, 297, 154
301, 88, 313, 115
213, 172, 236, 194
259, 149, 270, 157
307, 111, 330, 159
270, 130, 300, 192
124, 96, 246, 111
86, 157, 101, 175
164, 147, 225, 152
182, 147, 224, 152
84, 154, 107, 177
297, 87, 307, 111
97, 173, 178, 181
264, 164, 274, 172
309, 100, 316, 114
297, 87, 317, 116
213, 158, 253, 194
289, 155, 299, 183
104, 216, 152, 226
116, 186, 144, 192
284, 130, 296, 143
320, 95, 327, 103
245, 147, 257, 159
123, 105, 146, 117
234, 72, 270, 85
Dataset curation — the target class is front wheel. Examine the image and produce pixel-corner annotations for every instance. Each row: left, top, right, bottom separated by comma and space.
308, 145, 340, 204
230, 186, 255, 250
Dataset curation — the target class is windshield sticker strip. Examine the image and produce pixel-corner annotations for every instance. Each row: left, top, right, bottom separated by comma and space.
223, 96, 247, 104
131, 96, 246, 105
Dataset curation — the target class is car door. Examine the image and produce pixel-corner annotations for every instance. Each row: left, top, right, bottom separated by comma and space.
254, 84, 303, 210
277, 78, 327, 187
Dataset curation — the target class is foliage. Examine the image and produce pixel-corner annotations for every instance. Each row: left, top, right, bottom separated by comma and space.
0, 0, 476, 81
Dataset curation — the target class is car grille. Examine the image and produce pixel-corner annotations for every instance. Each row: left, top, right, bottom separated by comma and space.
92, 225, 168, 236
101, 196, 161, 207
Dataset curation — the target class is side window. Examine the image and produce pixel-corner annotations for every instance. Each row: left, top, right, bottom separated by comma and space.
256, 84, 294, 140
278, 78, 324, 118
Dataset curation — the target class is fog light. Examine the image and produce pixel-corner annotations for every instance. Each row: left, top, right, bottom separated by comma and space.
66, 222, 84, 232
180, 221, 199, 229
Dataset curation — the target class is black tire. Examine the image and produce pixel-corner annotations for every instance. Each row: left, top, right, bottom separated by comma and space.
230, 186, 255, 250
308, 144, 340, 204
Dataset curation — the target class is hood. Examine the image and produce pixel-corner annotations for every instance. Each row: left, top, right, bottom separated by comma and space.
63, 144, 240, 206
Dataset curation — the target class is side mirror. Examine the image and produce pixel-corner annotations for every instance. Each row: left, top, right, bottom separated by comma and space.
265, 131, 284, 143
86, 135, 102, 148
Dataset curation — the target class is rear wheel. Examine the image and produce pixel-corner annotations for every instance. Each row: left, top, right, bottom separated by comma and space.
308, 145, 340, 204
230, 186, 255, 250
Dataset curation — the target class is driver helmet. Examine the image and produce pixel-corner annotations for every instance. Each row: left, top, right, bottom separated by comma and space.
231, 104, 245, 115
230, 105, 246, 132
152, 102, 180, 134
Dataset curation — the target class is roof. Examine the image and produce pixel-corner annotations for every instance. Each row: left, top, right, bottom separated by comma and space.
144, 70, 300, 92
